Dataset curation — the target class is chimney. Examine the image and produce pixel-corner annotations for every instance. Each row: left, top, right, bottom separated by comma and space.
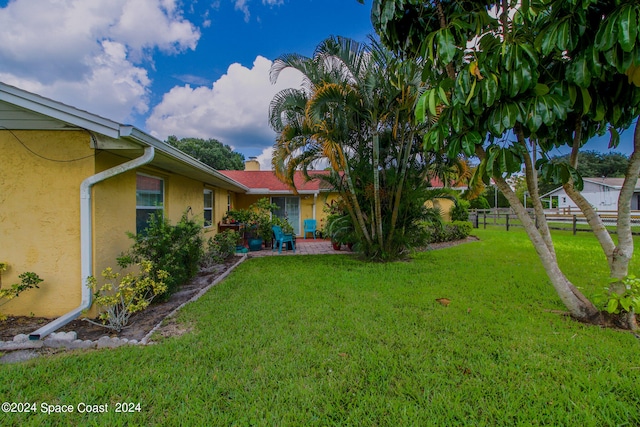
244, 156, 260, 171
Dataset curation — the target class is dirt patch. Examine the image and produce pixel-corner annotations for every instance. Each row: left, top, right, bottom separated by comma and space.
0, 257, 242, 343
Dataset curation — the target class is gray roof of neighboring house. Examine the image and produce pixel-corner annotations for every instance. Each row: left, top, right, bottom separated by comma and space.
0, 82, 248, 192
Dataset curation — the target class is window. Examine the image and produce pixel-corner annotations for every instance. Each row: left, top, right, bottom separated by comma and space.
136, 174, 164, 233
204, 190, 214, 227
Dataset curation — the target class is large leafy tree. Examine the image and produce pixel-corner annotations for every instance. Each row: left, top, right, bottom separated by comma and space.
166, 136, 245, 170
539, 151, 629, 194
368, 0, 640, 327
549, 150, 629, 178
270, 36, 440, 259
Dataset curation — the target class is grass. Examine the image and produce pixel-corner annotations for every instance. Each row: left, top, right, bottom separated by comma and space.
1, 228, 639, 426
476, 214, 640, 235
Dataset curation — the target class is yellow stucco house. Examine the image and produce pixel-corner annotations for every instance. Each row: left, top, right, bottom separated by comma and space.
218, 159, 338, 238
0, 82, 250, 338
1, 82, 460, 338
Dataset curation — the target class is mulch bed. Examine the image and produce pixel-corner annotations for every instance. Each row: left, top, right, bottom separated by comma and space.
0, 257, 241, 343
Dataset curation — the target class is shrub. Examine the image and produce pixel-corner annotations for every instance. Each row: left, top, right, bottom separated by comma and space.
0, 264, 43, 321
597, 275, 640, 315
422, 221, 473, 244
468, 195, 490, 210
86, 261, 168, 332
202, 230, 241, 267
119, 211, 204, 299
450, 199, 470, 222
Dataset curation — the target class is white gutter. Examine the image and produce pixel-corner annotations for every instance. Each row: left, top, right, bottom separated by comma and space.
29, 146, 155, 340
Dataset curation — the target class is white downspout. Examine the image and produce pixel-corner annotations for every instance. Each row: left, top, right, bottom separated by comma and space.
29, 146, 155, 340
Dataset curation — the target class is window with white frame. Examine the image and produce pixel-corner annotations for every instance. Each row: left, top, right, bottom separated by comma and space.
204, 189, 214, 227
136, 174, 164, 233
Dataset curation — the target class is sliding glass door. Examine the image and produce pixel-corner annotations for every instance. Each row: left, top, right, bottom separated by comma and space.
272, 197, 300, 235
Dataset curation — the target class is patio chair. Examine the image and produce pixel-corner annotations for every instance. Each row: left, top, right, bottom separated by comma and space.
303, 219, 317, 239
272, 225, 296, 254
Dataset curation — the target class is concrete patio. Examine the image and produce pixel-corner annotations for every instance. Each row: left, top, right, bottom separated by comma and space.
247, 238, 350, 257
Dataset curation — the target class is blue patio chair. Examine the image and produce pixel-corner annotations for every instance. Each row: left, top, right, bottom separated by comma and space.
272, 225, 296, 254
303, 219, 317, 239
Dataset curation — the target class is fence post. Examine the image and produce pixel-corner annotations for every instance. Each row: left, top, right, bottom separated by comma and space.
473, 212, 479, 228
483, 211, 487, 229
572, 215, 577, 235
506, 213, 510, 231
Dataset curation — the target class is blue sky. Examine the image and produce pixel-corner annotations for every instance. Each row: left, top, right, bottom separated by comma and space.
0, 0, 634, 168
0, 0, 375, 167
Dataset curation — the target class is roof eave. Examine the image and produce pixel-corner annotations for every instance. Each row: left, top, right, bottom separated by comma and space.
122, 127, 249, 192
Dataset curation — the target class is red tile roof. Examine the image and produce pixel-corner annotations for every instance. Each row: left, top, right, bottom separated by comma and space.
218, 170, 466, 193
218, 170, 331, 193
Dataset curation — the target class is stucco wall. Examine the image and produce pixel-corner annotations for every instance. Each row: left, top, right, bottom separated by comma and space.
0, 130, 93, 317
426, 198, 455, 222
93, 164, 217, 278
1, 134, 240, 318
92, 153, 138, 315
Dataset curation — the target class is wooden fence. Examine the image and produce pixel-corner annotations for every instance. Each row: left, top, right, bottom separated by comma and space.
469, 209, 640, 235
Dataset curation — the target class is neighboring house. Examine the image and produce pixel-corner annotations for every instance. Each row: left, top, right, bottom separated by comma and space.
219, 159, 337, 236
0, 82, 247, 334
542, 178, 640, 212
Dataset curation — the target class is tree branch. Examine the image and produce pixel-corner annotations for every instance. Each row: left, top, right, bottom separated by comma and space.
563, 115, 617, 271
515, 125, 555, 258
614, 117, 640, 278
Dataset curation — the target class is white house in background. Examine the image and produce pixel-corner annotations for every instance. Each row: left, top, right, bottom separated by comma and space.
542, 178, 640, 212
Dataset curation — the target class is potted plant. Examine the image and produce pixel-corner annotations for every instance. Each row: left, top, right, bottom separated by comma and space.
323, 199, 356, 251
327, 213, 356, 251
247, 198, 278, 251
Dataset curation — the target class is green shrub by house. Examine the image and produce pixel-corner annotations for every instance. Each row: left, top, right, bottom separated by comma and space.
450, 199, 470, 222
119, 211, 203, 299
202, 230, 240, 267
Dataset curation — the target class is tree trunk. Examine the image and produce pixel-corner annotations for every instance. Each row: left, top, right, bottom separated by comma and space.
388, 128, 414, 244
476, 146, 602, 323
372, 133, 384, 248
335, 145, 373, 246
516, 126, 555, 258
563, 117, 640, 281
612, 117, 640, 280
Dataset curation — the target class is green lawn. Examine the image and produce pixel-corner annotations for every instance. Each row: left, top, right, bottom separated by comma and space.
1, 228, 639, 426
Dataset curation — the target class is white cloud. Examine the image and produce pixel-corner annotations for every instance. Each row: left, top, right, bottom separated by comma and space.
255, 147, 274, 171
0, 0, 199, 121
146, 55, 303, 158
0, 41, 151, 122
232, 0, 284, 23
110, 0, 200, 60
233, 0, 250, 22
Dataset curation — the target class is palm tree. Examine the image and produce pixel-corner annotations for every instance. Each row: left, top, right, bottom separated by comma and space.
269, 36, 431, 259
